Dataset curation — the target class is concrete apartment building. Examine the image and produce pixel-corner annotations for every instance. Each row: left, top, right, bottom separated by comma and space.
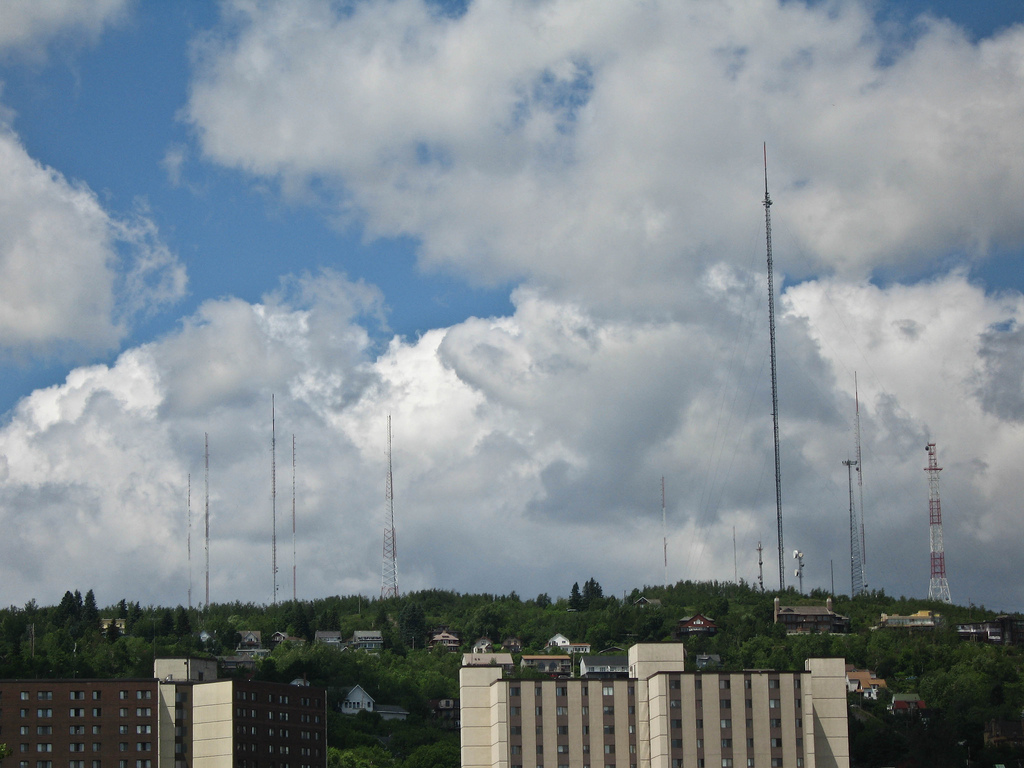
0, 659, 327, 768
461, 643, 850, 768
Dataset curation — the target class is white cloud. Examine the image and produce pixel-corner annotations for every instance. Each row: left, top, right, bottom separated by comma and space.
1, 269, 1021, 611
187, 0, 1024, 304
0, 129, 186, 357
0, 0, 130, 56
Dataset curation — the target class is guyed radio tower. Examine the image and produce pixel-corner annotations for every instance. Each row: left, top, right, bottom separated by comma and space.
763, 145, 785, 590
271, 395, 278, 604
381, 415, 399, 599
843, 459, 864, 596
661, 477, 668, 588
925, 443, 952, 603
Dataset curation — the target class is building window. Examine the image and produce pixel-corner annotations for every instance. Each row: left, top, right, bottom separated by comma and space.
36, 745, 53, 753
721, 699, 731, 709
38, 727, 53, 736
602, 686, 614, 697
768, 680, 779, 689
136, 727, 151, 735
535, 707, 543, 716
135, 710, 150, 718
671, 739, 682, 748
119, 710, 128, 718
603, 705, 614, 715
135, 692, 151, 701
37, 710, 52, 718
770, 719, 781, 728
722, 739, 732, 748
92, 692, 101, 701
510, 688, 520, 698
91, 709, 101, 718
603, 725, 614, 734
70, 710, 84, 718
38, 693, 52, 701
722, 761, 733, 768
721, 719, 731, 729
671, 719, 681, 729
21, 692, 30, 701
604, 745, 614, 754
769, 699, 780, 709
720, 679, 730, 689
70, 692, 85, 701
770, 738, 783, 748
669, 680, 680, 690
70, 745, 85, 753
556, 707, 567, 715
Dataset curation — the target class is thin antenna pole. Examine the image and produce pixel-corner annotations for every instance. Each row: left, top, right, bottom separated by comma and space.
756, 540, 764, 592
662, 477, 667, 588
733, 527, 738, 583
764, 144, 785, 590
292, 434, 297, 602
272, 395, 277, 604
854, 373, 867, 582
204, 434, 210, 608
381, 415, 399, 598
187, 474, 192, 610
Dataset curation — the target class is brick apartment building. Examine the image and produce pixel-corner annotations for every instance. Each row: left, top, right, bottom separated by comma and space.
461, 643, 850, 768
0, 659, 326, 768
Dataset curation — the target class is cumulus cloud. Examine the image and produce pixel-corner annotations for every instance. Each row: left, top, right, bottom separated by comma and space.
0, 129, 186, 358
1, 268, 1022, 611
0, 0, 129, 56
187, 0, 1024, 305
2, 1, 1023, 614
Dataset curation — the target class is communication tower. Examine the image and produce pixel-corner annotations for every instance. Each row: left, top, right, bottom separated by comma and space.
381, 415, 399, 598
925, 443, 952, 603
292, 434, 297, 602
204, 433, 210, 608
763, 145, 785, 590
843, 459, 864, 596
272, 395, 278, 604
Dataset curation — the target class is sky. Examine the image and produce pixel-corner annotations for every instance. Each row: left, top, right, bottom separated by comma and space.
1, 0, 1023, 614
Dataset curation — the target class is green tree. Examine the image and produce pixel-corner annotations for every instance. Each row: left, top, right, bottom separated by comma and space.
569, 582, 582, 611
402, 740, 459, 768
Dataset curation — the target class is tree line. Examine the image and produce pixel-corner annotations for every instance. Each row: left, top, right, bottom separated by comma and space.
1, 580, 1022, 766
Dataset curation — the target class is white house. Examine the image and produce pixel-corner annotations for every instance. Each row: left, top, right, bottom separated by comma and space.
339, 685, 375, 713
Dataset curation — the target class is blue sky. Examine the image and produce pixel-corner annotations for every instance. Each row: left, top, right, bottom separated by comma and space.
1, 0, 1023, 612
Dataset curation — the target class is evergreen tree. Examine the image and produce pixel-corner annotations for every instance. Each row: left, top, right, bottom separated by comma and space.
82, 590, 99, 629
569, 582, 583, 611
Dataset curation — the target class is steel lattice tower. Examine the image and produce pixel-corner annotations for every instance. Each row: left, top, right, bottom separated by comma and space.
381, 415, 399, 599
925, 443, 952, 603
763, 145, 785, 590
844, 459, 864, 596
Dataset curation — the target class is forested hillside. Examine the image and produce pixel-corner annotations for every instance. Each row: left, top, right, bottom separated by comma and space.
1, 581, 1021, 767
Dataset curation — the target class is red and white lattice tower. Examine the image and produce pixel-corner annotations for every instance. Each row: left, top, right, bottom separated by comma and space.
381, 415, 399, 599
925, 443, 951, 603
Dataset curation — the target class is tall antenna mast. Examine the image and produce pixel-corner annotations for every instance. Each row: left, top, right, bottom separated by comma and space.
662, 477, 668, 588
854, 373, 867, 586
204, 433, 210, 608
381, 415, 399, 598
272, 395, 278, 604
925, 443, 952, 603
756, 540, 764, 592
844, 459, 864, 596
187, 474, 192, 610
764, 144, 785, 590
292, 434, 297, 602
